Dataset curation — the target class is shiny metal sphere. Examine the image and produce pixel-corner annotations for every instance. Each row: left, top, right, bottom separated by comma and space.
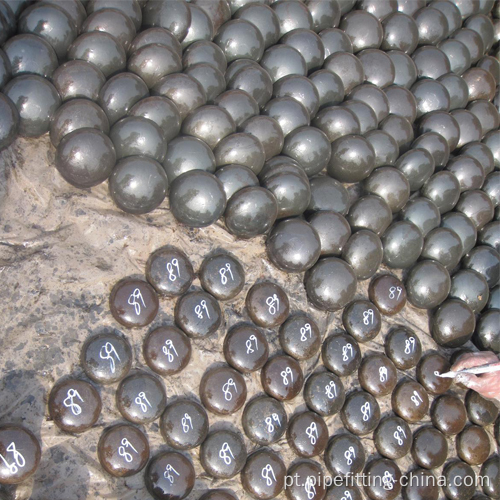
152, 73, 207, 120
183, 40, 227, 73
482, 130, 500, 169
306, 0, 341, 32
81, 8, 136, 52
465, 13, 495, 51
68, 31, 127, 78
259, 156, 307, 183
53, 60, 106, 103
382, 220, 423, 268
184, 63, 225, 104
169, 170, 227, 228
0, 49, 11, 90
181, 4, 214, 50
273, 75, 319, 119
0, 92, 18, 151
262, 97, 310, 137
455, 190, 494, 230
437, 39, 471, 75
99, 72, 149, 126
271, 0, 313, 37
280, 28, 325, 73
55, 128, 116, 188
309, 69, 345, 110
381, 12, 418, 54
142, 0, 191, 41
358, 49, 395, 88
260, 45, 307, 83
234, 3, 280, 49
421, 171, 461, 213
308, 210, 351, 256
319, 27, 353, 56
215, 164, 259, 200
240, 115, 284, 159
414, 7, 449, 45
395, 147, 435, 191
226, 63, 273, 109
347, 194, 392, 236
162, 135, 215, 183
387, 50, 417, 88
214, 90, 259, 128
450, 109, 483, 149
476, 55, 500, 85
328, 134, 375, 182
4, 74, 61, 137
4, 34, 58, 80
323, 51, 364, 94
462, 68, 496, 102
396, 0, 425, 16
262, 171, 311, 218
379, 114, 414, 153
347, 84, 390, 123
469, 100, 499, 137
340, 10, 383, 52
191, 0, 230, 33
129, 27, 182, 57
411, 79, 450, 119
225, 186, 278, 238
400, 197, 441, 236
342, 229, 383, 280
128, 44, 181, 89
109, 156, 168, 214
182, 105, 236, 149
129, 95, 181, 144
441, 212, 477, 256
358, 0, 398, 21
282, 125, 331, 176
460, 141, 495, 175
50, 98, 109, 148
110, 116, 166, 162
364, 130, 399, 167
385, 85, 417, 123
215, 19, 264, 63
430, 0, 462, 36
342, 100, 378, 134
307, 175, 350, 214
412, 46, 451, 80
437, 73, 469, 111
412, 132, 450, 168
214, 132, 265, 174
18, 2, 77, 59
363, 166, 410, 213
451, 28, 484, 64
419, 110, 460, 151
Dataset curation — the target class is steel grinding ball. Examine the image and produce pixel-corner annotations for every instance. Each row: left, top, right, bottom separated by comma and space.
55, 128, 116, 189
0, 92, 19, 151
169, 170, 226, 228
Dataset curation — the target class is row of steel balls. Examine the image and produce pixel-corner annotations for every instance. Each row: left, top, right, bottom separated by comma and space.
37, 245, 499, 500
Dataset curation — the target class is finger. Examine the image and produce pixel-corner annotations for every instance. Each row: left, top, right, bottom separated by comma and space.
455, 373, 500, 400
451, 352, 499, 372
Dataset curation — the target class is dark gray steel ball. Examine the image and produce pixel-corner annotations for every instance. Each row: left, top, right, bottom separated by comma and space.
226, 63, 273, 109
319, 27, 353, 56
419, 111, 460, 152
307, 175, 350, 214
181, 4, 214, 50
387, 50, 417, 88
363, 166, 410, 213
327, 134, 375, 183
437, 73, 469, 111
482, 172, 500, 207
323, 52, 364, 94
55, 128, 116, 188
98, 72, 149, 126
67, 31, 126, 78
267, 218, 321, 272
152, 73, 207, 121
437, 39, 471, 75
358, 48, 395, 88
339, 10, 383, 52
214, 133, 265, 175
455, 190, 494, 230
215, 164, 259, 200
305, 257, 358, 311
431, 299, 476, 348
379, 114, 414, 153
441, 212, 477, 256
239, 115, 284, 160
364, 130, 399, 167
381, 12, 418, 54
109, 156, 168, 214
0, 49, 11, 90
0, 92, 19, 151
262, 171, 311, 218
259, 45, 307, 84
128, 96, 181, 144
342, 100, 378, 134
142, 0, 191, 41
462, 245, 500, 288
262, 97, 310, 137
421, 227, 463, 271
4, 74, 61, 137
214, 90, 259, 128
382, 220, 423, 269
273, 75, 320, 119
308, 210, 351, 256
306, 0, 341, 32
52, 60, 106, 103
400, 197, 441, 236
342, 229, 383, 280
412, 132, 450, 169
411, 79, 450, 119
162, 135, 215, 183
384, 85, 417, 124
233, 3, 280, 49
128, 44, 182, 89
169, 170, 226, 228
431, 0, 462, 36
347, 194, 392, 236
421, 171, 461, 214
182, 105, 236, 150
214, 19, 264, 63
4, 34, 58, 80
282, 126, 331, 177
406, 260, 451, 309
129, 27, 182, 57
449, 269, 490, 313
50, 98, 109, 148
109, 116, 166, 163
446, 155, 485, 193
280, 28, 325, 73
450, 109, 483, 150
271, 0, 313, 37
482, 130, 500, 169
414, 7, 449, 45
395, 148, 436, 192
312, 106, 360, 143
467, 100, 499, 136
224, 186, 278, 238
347, 84, 390, 123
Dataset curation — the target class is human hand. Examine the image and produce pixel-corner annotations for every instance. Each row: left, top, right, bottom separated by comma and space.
451, 351, 500, 401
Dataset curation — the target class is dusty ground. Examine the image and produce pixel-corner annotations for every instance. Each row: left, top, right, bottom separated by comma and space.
0, 136, 496, 500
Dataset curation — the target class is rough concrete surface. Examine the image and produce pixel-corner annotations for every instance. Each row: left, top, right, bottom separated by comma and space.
0, 136, 496, 499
